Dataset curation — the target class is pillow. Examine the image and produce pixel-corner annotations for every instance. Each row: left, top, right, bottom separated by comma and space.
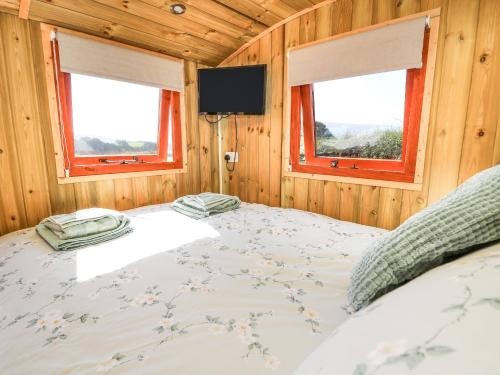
347, 165, 500, 312
295, 242, 500, 375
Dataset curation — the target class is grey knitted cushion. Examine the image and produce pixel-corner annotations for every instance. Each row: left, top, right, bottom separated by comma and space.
347, 165, 500, 312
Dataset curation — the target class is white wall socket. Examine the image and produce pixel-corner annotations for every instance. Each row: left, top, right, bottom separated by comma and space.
225, 152, 238, 163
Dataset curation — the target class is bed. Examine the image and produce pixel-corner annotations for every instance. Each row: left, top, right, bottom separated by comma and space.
294, 240, 500, 375
0, 203, 384, 374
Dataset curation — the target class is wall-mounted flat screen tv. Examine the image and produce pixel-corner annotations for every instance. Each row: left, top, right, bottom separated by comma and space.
198, 64, 266, 115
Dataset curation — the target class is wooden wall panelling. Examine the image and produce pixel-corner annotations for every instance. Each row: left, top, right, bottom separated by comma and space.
196, 62, 215, 194
300, 5, 316, 42
147, 176, 163, 205
426, 0, 480, 203
339, 184, 361, 222
374, 0, 418, 227
179, 60, 201, 196
74, 182, 97, 210
292, 12, 316, 213
114, 179, 135, 211
28, 20, 77, 216
495, 106, 500, 165
457, 0, 500, 183
351, 0, 373, 29
396, 0, 422, 17
210, 117, 220, 194
372, 0, 395, 23
219, 0, 499, 230
0, 15, 28, 233
399, 0, 447, 222
0, 13, 213, 236
203, 60, 220, 195
198, 115, 213, 193
322, 0, 352, 221
358, 185, 380, 226
280, 16, 300, 209
307, 178, 324, 214
293, 178, 309, 211
269, 26, 284, 207
281, 176, 295, 208
236, 108, 248, 202
95, 180, 116, 209
355, 0, 390, 226
495, 119, 500, 164
1, 14, 52, 226
222, 115, 232, 196
315, 2, 333, 39
322, 180, 340, 218
332, 0, 353, 35
305, 7, 325, 214
335, 0, 370, 223
245, 41, 260, 203
257, 31, 272, 205
132, 177, 150, 208
219, 54, 238, 197
161, 174, 177, 203
2, 1, 499, 235
230, 53, 248, 202
377, 188, 403, 229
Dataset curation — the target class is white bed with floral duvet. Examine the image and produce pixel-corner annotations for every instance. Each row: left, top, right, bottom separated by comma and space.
294, 240, 500, 375
0, 203, 384, 374
3, 202, 499, 375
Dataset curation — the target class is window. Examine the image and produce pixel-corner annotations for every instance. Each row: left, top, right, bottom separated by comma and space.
56, 70, 182, 177
42, 26, 185, 180
71, 74, 164, 157
312, 70, 406, 161
287, 14, 439, 185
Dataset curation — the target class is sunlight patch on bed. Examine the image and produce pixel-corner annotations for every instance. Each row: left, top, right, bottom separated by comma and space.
76, 210, 219, 281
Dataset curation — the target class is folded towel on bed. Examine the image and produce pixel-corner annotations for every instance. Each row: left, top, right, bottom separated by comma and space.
37, 208, 132, 251
171, 192, 241, 219
41, 208, 127, 240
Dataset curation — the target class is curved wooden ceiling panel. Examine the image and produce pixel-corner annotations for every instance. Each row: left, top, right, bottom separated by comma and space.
0, 0, 327, 65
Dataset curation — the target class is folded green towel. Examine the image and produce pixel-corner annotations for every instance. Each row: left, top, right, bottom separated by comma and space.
171, 192, 241, 219
37, 208, 132, 251
36, 216, 132, 251
41, 208, 125, 240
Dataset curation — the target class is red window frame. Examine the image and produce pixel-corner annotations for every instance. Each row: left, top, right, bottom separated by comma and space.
52, 40, 183, 177
290, 30, 429, 183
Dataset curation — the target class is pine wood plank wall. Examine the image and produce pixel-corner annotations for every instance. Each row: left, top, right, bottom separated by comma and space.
219, 0, 500, 230
1, 0, 499, 236
0, 13, 219, 236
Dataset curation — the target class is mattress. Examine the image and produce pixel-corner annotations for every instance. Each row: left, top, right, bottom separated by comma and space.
0, 203, 384, 374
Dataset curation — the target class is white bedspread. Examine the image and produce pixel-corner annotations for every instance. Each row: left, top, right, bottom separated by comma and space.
0, 203, 384, 374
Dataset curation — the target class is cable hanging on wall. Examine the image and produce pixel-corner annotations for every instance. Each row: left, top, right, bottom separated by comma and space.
204, 113, 238, 173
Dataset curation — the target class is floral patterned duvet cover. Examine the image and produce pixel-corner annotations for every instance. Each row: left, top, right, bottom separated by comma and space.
294, 241, 500, 375
0, 203, 384, 374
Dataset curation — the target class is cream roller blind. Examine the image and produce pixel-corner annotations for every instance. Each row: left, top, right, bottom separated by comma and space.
288, 16, 427, 87
55, 32, 184, 92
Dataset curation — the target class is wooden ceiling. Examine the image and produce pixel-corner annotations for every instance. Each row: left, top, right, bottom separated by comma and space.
0, 0, 327, 66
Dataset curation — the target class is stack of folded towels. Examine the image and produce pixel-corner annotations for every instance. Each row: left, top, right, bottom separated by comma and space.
36, 208, 132, 251
171, 192, 241, 219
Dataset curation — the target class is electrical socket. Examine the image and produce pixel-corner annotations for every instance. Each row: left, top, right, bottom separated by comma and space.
225, 152, 238, 163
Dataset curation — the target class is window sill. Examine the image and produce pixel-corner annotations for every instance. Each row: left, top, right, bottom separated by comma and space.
283, 170, 423, 191
57, 167, 187, 184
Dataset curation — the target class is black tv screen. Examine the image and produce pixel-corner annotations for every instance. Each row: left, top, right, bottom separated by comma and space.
198, 64, 266, 115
